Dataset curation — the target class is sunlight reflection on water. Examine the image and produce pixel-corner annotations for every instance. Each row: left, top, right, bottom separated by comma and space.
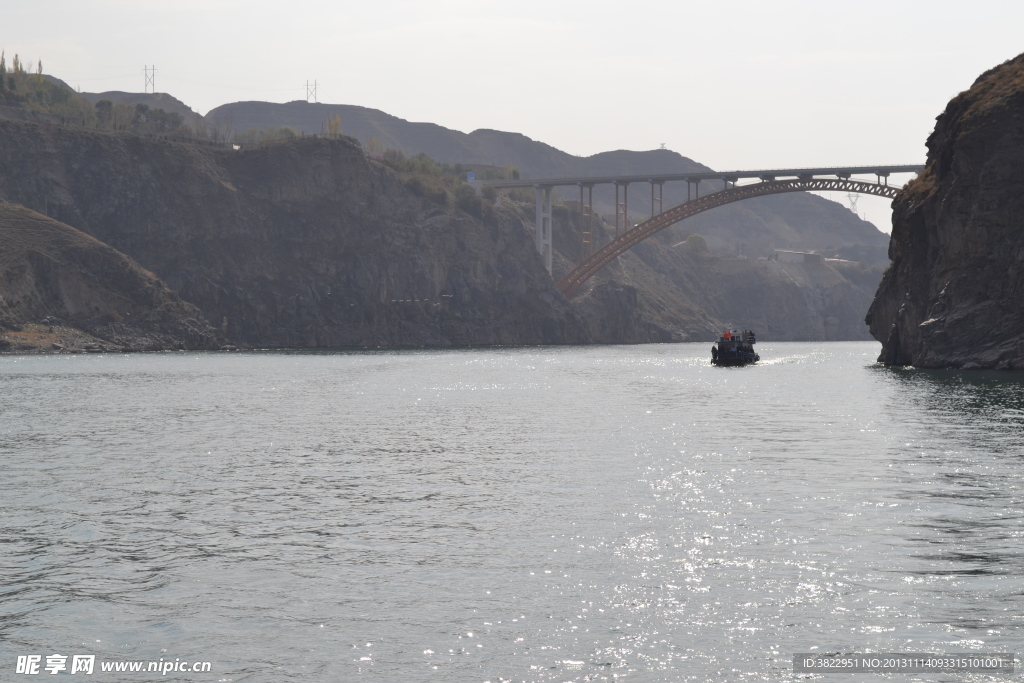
1, 343, 1022, 681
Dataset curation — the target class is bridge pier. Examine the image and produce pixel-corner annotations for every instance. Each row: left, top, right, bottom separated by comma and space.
578, 183, 594, 260
687, 179, 701, 201
615, 182, 629, 237
534, 185, 553, 275
649, 180, 663, 217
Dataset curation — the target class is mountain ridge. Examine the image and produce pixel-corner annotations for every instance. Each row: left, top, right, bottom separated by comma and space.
81, 91, 201, 120
54, 87, 890, 265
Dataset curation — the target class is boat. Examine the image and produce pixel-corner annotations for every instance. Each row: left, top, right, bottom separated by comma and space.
711, 330, 759, 366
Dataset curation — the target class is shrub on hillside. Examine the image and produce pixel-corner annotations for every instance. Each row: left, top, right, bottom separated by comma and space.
234, 125, 299, 146
455, 184, 483, 219
681, 233, 709, 254
404, 175, 449, 207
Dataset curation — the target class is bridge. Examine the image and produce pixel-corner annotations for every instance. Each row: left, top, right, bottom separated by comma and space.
481, 165, 923, 297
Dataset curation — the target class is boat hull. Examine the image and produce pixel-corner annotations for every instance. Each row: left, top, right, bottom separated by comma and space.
711, 356, 759, 367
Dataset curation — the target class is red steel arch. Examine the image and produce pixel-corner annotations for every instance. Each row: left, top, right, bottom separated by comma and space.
556, 178, 901, 297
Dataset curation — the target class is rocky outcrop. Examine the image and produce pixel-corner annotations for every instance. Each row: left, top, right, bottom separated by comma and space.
0, 201, 219, 352
867, 53, 1024, 368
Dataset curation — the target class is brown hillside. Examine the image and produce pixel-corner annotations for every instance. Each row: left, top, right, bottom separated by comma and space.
0, 201, 219, 352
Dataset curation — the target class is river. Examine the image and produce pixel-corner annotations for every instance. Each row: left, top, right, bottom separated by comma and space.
1, 342, 1021, 681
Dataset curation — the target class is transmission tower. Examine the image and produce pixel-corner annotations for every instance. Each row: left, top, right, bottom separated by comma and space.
143, 65, 156, 93
846, 192, 860, 218
306, 80, 318, 103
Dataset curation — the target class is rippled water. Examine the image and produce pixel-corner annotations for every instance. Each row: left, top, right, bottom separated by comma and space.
2, 343, 1023, 681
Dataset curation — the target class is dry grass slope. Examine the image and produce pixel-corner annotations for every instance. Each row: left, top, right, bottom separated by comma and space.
0, 201, 219, 352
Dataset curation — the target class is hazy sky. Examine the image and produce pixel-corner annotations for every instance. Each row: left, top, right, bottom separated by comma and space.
6, 0, 1024, 231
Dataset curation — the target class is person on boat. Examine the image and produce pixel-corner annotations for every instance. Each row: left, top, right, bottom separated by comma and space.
711, 346, 718, 362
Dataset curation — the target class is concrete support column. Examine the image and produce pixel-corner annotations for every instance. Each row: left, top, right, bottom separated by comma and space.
578, 183, 593, 261
624, 184, 628, 231
534, 185, 553, 275
615, 182, 629, 236
649, 180, 663, 217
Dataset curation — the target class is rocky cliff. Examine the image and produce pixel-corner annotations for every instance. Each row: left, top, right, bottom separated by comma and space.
0, 201, 218, 352
867, 53, 1024, 368
0, 119, 588, 348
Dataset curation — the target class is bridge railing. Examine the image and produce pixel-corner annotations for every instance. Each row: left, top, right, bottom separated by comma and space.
479, 165, 924, 190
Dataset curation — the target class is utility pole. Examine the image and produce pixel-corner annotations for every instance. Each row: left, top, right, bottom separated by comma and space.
143, 65, 155, 93
846, 192, 860, 218
306, 80, 318, 103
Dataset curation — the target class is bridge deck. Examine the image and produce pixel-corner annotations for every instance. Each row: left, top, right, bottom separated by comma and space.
482, 164, 924, 189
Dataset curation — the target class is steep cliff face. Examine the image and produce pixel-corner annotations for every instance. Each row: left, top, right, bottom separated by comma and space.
0, 201, 218, 352
867, 53, 1024, 368
0, 120, 587, 347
